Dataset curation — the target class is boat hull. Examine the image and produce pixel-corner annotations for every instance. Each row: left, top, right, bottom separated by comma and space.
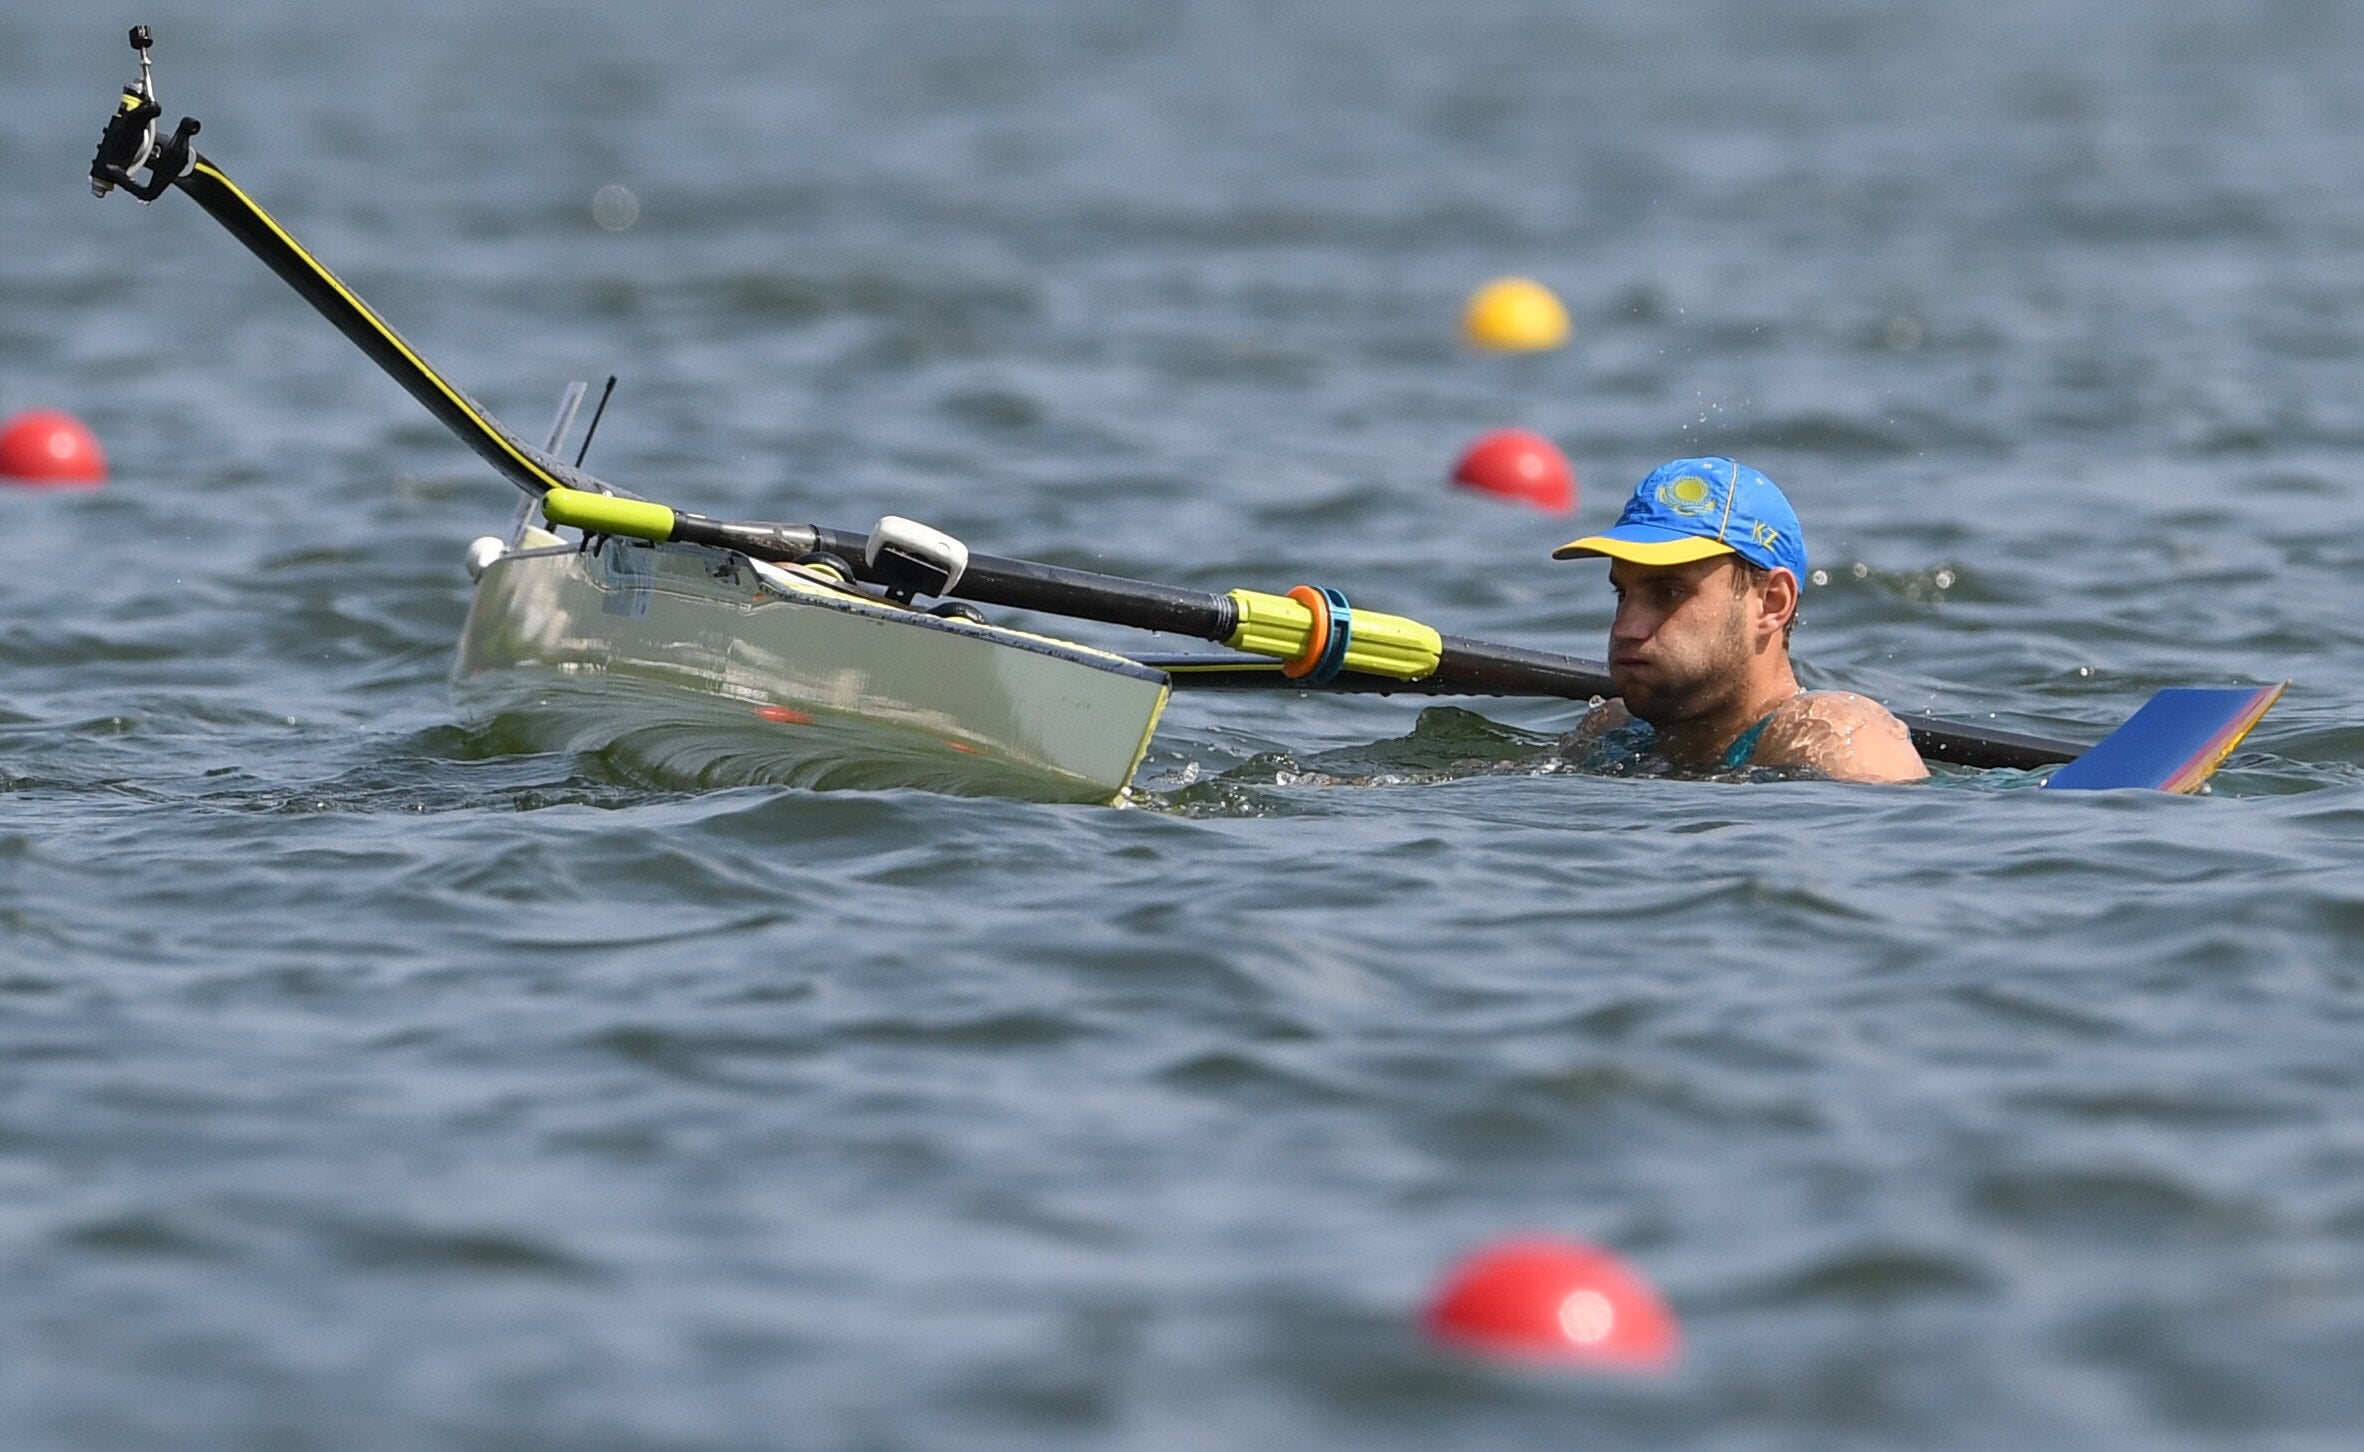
453, 537, 1170, 804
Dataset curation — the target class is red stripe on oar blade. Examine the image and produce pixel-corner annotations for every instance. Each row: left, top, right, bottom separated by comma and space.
2160, 683, 2286, 794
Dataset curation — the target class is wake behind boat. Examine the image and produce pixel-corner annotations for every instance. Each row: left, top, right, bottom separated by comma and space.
86, 28, 2282, 801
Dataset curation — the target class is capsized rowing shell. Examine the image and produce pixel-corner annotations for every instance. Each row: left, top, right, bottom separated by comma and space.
453, 534, 1171, 804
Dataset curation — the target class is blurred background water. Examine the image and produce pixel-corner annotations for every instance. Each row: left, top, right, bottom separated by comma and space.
4, 1, 2364, 1447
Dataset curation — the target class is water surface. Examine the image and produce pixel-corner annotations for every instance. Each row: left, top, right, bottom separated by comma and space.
3, 3, 2362, 1447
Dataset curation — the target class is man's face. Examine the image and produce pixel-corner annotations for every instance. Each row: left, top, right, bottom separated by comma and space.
1606, 555, 1758, 729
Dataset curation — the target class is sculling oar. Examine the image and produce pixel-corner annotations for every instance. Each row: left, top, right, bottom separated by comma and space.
1130, 653, 2111, 772
532, 487, 2089, 771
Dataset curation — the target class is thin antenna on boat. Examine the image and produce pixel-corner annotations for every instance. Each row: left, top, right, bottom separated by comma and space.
574, 376, 618, 468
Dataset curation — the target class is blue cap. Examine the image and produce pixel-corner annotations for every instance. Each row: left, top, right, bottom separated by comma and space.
1551, 457, 1808, 579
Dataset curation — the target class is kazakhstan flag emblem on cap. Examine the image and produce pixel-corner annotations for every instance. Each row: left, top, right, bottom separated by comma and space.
1656, 474, 1716, 516
1550, 457, 1810, 578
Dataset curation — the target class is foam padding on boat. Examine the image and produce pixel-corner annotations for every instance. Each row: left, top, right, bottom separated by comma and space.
543, 486, 674, 541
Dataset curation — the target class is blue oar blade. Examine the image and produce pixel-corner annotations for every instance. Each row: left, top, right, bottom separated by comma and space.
2041, 683, 2286, 793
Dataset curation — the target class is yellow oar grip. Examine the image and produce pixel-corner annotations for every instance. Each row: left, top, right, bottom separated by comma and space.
542, 486, 676, 542
1225, 588, 1316, 660
1341, 609, 1444, 680
1223, 589, 1443, 681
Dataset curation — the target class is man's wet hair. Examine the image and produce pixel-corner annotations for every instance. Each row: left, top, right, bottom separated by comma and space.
1733, 560, 1798, 645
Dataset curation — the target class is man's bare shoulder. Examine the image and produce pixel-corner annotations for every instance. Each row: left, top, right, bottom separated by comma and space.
1555, 696, 1632, 748
1757, 691, 1928, 783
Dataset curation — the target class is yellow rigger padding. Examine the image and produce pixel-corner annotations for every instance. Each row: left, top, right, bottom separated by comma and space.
1223, 588, 1444, 681
542, 485, 677, 542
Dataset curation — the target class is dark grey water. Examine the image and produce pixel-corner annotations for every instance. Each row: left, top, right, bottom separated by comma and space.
5, 2, 2364, 1446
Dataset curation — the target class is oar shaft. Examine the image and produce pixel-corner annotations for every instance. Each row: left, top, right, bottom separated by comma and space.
170, 156, 605, 502
1433, 634, 1613, 699
1143, 654, 2080, 767
156, 151, 1232, 645
1145, 651, 1609, 697
1892, 714, 2078, 769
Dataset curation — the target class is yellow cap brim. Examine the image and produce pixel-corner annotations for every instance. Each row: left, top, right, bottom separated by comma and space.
1550, 534, 1737, 565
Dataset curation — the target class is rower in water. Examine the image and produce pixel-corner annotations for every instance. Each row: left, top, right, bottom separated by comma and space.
1553, 457, 1927, 784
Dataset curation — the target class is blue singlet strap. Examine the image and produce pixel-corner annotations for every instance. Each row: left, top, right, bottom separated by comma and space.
1720, 709, 1782, 770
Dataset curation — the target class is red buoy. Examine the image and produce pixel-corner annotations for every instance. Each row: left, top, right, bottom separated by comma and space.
0, 410, 108, 486
1422, 1235, 1680, 1371
1450, 429, 1573, 513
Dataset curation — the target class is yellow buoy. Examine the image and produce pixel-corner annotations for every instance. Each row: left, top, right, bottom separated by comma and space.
1462, 277, 1571, 352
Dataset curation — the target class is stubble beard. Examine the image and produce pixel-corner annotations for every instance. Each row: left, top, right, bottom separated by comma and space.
1616, 607, 1754, 735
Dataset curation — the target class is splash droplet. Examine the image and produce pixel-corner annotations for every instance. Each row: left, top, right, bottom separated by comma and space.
592, 185, 641, 232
